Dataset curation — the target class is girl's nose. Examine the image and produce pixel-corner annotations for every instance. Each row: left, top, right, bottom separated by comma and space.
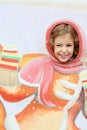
61, 47, 67, 52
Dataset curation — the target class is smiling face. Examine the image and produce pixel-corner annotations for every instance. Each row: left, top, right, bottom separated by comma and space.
54, 33, 74, 63
49, 23, 79, 63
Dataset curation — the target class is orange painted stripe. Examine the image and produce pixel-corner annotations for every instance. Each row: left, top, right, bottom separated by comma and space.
1, 57, 19, 63
0, 64, 17, 70
82, 80, 87, 83
86, 96, 87, 99
3, 50, 18, 53
85, 89, 87, 92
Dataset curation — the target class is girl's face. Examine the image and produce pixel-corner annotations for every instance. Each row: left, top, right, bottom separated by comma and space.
54, 33, 74, 63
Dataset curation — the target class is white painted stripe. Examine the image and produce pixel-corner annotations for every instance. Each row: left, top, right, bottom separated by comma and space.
18, 73, 40, 88
55, 90, 72, 100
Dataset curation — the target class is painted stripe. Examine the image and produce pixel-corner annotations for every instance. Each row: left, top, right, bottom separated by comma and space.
1, 57, 19, 63
0, 64, 17, 70
86, 96, 87, 99
1, 54, 22, 60
85, 92, 87, 96
80, 77, 87, 81
83, 83, 87, 85
2, 52, 18, 56
0, 61, 18, 66
83, 84, 87, 89
3, 50, 18, 53
82, 80, 87, 83
79, 73, 87, 78
85, 89, 87, 92
55, 90, 72, 100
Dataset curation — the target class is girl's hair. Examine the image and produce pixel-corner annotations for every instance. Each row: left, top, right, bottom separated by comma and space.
50, 23, 79, 58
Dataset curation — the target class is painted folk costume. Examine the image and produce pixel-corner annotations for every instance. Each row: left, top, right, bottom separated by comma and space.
0, 20, 87, 130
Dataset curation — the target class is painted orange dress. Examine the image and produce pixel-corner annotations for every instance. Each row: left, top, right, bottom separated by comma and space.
0, 20, 87, 130
0, 55, 82, 130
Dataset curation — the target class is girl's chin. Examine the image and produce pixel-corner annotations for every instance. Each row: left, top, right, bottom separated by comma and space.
58, 59, 68, 63
57, 56, 70, 63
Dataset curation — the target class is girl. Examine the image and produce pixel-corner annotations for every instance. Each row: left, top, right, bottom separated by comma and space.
1, 20, 87, 130
49, 23, 79, 62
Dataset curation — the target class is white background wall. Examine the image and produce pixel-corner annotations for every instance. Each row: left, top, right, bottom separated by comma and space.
0, 0, 87, 11
0, 4, 87, 55
0, 2, 87, 129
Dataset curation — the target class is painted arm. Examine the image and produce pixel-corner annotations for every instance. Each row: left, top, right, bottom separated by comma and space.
0, 56, 49, 102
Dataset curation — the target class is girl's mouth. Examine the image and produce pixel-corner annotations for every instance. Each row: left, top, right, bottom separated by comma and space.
59, 54, 68, 59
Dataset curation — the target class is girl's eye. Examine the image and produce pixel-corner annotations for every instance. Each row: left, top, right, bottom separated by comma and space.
56, 44, 62, 47
67, 44, 72, 47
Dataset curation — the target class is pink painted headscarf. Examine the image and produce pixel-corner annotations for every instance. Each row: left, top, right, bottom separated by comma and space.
19, 20, 86, 106
46, 19, 86, 73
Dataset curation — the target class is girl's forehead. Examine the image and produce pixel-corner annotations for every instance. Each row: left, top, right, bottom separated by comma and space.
54, 33, 74, 41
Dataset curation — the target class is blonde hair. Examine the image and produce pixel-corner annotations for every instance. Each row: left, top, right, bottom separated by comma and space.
50, 24, 79, 58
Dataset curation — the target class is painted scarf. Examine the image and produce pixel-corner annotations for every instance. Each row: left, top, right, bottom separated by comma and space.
19, 20, 87, 106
